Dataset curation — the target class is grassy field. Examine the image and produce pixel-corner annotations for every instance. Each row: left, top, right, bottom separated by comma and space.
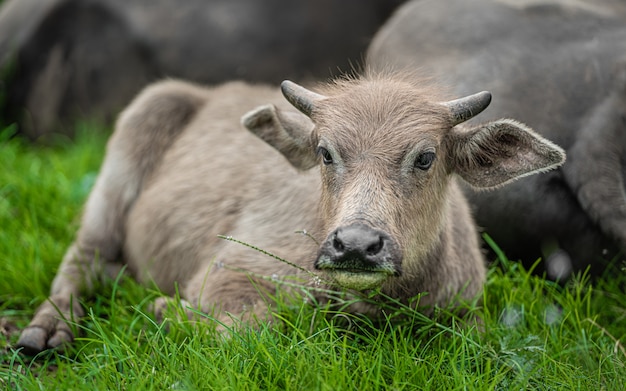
0, 124, 625, 390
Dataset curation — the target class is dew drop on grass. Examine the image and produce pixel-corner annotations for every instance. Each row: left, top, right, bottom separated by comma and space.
500, 305, 523, 328
544, 304, 562, 326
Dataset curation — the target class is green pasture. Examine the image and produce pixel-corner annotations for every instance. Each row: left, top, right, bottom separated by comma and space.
0, 125, 624, 390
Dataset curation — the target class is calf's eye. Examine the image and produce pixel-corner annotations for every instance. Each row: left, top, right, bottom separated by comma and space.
414, 151, 436, 170
317, 147, 334, 165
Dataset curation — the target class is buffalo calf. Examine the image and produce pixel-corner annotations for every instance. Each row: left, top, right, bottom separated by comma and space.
16, 71, 565, 354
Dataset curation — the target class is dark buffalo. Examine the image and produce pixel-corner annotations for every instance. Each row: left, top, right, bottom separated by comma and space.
0, 0, 404, 139
367, 0, 626, 279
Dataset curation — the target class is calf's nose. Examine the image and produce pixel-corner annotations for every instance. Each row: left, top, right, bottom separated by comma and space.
332, 224, 386, 261
315, 222, 402, 289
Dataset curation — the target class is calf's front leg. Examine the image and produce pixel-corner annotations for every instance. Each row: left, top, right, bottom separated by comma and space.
17, 242, 122, 355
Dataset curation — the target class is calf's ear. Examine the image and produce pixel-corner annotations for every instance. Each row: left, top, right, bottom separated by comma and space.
242, 104, 318, 170
450, 119, 566, 188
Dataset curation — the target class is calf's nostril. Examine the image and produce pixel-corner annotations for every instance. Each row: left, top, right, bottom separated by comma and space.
366, 236, 384, 256
333, 236, 345, 252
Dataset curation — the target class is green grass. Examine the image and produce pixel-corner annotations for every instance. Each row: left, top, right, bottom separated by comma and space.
1, 125, 625, 390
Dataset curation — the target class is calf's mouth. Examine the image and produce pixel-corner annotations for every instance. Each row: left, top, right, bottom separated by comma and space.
315, 223, 401, 291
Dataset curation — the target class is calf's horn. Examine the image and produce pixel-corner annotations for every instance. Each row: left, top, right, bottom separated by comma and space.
443, 91, 492, 126
281, 80, 326, 117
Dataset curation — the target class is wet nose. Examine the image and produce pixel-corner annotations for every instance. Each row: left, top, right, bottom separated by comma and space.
331, 224, 387, 262
315, 222, 402, 278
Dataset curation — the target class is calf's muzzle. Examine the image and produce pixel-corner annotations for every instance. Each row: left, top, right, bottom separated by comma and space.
315, 223, 401, 291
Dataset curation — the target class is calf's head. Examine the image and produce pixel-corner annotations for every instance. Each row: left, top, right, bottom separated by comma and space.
243, 74, 565, 291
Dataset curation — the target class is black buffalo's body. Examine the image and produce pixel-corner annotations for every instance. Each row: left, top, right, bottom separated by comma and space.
0, 0, 403, 139
368, 0, 626, 278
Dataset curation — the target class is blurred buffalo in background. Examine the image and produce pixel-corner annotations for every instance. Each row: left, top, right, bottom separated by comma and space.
0, 0, 403, 140
367, 0, 626, 279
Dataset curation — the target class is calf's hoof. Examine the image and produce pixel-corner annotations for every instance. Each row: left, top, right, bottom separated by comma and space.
16, 326, 73, 356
